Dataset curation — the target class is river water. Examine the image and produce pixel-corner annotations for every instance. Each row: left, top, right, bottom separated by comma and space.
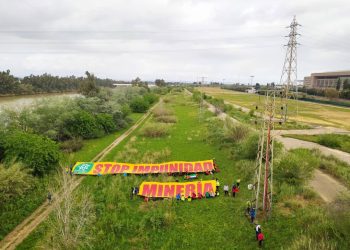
0, 93, 80, 110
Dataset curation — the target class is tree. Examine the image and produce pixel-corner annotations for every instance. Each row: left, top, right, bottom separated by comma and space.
2, 131, 60, 176
130, 97, 150, 113
131, 77, 148, 88
155, 79, 166, 87
255, 83, 261, 90
79, 71, 100, 97
47, 167, 95, 249
0, 163, 32, 206
336, 78, 342, 91
0, 70, 19, 94
324, 88, 339, 100
343, 79, 350, 90
63, 111, 104, 139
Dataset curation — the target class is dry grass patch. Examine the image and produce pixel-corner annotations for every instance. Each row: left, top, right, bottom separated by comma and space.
142, 123, 170, 138
152, 106, 173, 117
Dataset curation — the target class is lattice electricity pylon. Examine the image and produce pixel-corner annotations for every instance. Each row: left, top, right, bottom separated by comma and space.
279, 16, 301, 123
250, 17, 301, 220
251, 89, 275, 219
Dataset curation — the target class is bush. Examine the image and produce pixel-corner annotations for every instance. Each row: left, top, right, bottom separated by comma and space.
63, 111, 104, 139
275, 149, 318, 186
96, 113, 117, 133
142, 123, 169, 137
317, 134, 341, 148
224, 121, 251, 143
2, 131, 60, 176
233, 133, 259, 160
130, 97, 150, 113
113, 111, 129, 129
152, 106, 173, 117
59, 137, 83, 153
143, 93, 159, 105
0, 163, 33, 205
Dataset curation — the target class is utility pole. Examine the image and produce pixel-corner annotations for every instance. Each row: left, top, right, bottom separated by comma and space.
199, 76, 206, 119
250, 75, 255, 86
251, 16, 300, 220
280, 16, 301, 122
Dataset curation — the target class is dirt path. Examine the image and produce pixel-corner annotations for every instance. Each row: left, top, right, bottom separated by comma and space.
309, 169, 348, 203
273, 127, 350, 136
185, 89, 350, 202
0, 101, 159, 250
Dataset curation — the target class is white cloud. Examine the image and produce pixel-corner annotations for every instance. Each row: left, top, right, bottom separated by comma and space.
0, 0, 349, 83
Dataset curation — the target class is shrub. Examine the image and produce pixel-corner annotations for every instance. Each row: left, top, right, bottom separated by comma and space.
317, 134, 341, 148
112, 111, 128, 130
63, 111, 104, 139
275, 149, 318, 186
130, 97, 150, 113
152, 106, 173, 117
0, 163, 33, 205
233, 133, 259, 160
142, 123, 169, 137
2, 130, 60, 176
143, 93, 159, 105
96, 113, 117, 133
224, 120, 251, 143
59, 137, 83, 153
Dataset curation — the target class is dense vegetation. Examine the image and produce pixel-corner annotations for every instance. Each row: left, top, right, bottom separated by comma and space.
18, 92, 350, 249
0, 78, 165, 240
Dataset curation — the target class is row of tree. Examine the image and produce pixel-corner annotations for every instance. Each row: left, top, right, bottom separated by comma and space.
0, 70, 169, 95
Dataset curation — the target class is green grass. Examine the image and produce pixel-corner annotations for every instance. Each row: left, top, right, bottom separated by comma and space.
17, 93, 350, 249
283, 133, 350, 154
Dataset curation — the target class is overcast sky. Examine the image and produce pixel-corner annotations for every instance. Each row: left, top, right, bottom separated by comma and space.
0, 0, 349, 83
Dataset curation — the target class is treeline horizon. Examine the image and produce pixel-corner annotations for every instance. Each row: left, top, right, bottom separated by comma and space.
0, 70, 136, 96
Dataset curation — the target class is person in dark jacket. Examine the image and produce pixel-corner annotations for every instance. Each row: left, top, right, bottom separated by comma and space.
250, 208, 256, 223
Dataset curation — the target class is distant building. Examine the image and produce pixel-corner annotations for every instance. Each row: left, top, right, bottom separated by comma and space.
303, 70, 350, 89
246, 87, 256, 94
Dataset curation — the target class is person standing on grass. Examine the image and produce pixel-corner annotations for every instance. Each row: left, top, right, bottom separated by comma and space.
255, 224, 261, 240
250, 208, 256, 223
232, 185, 239, 198
224, 184, 229, 196
257, 231, 264, 247
216, 178, 220, 191
47, 192, 52, 204
236, 178, 241, 188
246, 201, 252, 214
176, 193, 181, 201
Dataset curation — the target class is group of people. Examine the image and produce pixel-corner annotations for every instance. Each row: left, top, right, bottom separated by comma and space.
221, 178, 240, 197
176, 190, 218, 202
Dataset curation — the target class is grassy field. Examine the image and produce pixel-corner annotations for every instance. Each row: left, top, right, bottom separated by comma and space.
18, 92, 350, 250
198, 87, 350, 130
282, 133, 350, 154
